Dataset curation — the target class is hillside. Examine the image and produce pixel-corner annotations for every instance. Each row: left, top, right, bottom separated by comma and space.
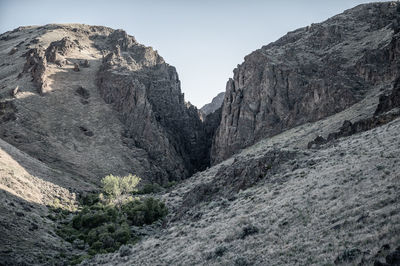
0, 2, 400, 266
90, 87, 400, 265
88, 2, 400, 265
0, 24, 209, 187
211, 1, 400, 163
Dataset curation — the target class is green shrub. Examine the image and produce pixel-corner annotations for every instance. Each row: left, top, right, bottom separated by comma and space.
72, 215, 82, 229
81, 193, 100, 206
120, 174, 141, 195
136, 183, 163, 194
99, 232, 115, 248
81, 211, 107, 229
55, 175, 167, 262
91, 241, 103, 251
114, 223, 130, 244
164, 181, 177, 189
122, 197, 168, 226
143, 197, 168, 224
101, 174, 140, 200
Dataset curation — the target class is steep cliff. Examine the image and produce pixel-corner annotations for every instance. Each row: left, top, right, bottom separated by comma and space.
95, 29, 208, 182
212, 2, 400, 163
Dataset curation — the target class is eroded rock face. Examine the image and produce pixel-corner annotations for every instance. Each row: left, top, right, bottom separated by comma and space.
375, 76, 400, 115
96, 31, 208, 182
203, 106, 222, 164
212, 2, 400, 163
45, 36, 76, 64
23, 48, 48, 94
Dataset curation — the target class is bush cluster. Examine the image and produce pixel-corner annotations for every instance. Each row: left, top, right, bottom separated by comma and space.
133, 181, 177, 195
135, 183, 163, 194
55, 174, 168, 264
57, 194, 167, 258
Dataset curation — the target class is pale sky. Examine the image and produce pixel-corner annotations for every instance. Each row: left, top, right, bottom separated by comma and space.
0, 0, 389, 107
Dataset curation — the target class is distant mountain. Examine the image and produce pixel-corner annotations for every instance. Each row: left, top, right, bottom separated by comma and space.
200, 91, 225, 115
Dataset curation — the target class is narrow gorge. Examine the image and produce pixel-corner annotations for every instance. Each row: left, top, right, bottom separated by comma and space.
0, 2, 399, 265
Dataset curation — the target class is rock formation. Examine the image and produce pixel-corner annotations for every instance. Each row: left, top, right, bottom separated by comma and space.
1, 2, 400, 265
96, 30, 209, 181
45, 36, 76, 64
0, 24, 209, 187
22, 47, 48, 94
200, 91, 225, 116
211, 2, 400, 163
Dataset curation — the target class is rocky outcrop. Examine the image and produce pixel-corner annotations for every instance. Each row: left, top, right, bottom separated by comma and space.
0, 101, 17, 123
200, 92, 225, 116
308, 76, 400, 149
181, 149, 297, 216
375, 76, 400, 115
203, 106, 222, 164
23, 48, 48, 94
212, 2, 400, 163
96, 30, 209, 182
45, 37, 76, 64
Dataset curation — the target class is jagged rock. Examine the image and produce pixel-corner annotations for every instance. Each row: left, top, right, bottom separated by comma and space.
211, 2, 400, 164
73, 63, 80, 72
75, 86, 90, 99
80, 59, 90, 67
375, 77, 400, 115
97, 30, 209, 182
23, 48, 48, 94
308, 77, 400, 148
307, 135, 326, 149
8, 47, 18, 55
0, 101, 17, 122
203, 106, 222, 163
180, 149, 297, 216
119, 245, 132, 257
45, 37, 76, 63
10, 86, 18, 97
200, 92, 225, 116
106, 29, 136, 51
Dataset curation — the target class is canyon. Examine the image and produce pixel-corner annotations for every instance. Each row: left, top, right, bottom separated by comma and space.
0, 2, 399, 265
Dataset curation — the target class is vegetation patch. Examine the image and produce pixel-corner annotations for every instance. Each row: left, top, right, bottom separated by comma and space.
52, 174, 168, 264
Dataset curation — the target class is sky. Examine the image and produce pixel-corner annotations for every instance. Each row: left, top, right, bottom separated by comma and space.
0, 0, 389, 107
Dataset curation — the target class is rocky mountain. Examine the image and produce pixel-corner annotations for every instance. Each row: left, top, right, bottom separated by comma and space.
211, 1, 400, 163
0, 24, 211, 264
0, 24, 209, 186
90, 83, 400, 266
89, 2, 400, 265
200, 92, 225, 116
1, 2, 400, 266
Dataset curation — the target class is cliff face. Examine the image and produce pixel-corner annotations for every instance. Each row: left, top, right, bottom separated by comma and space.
96, 30, 208, 182
0, 24, 208, 186
211, 2, 400, 163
